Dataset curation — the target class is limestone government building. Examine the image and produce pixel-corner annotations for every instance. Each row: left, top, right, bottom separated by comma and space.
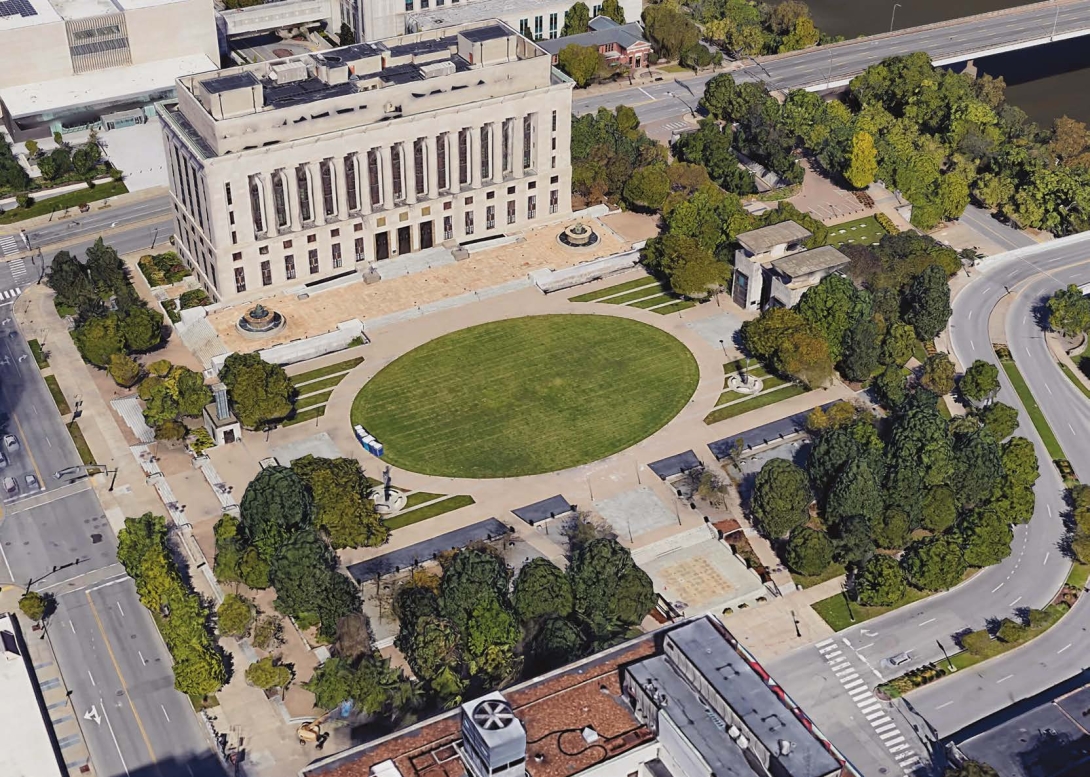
157, 20, 574, 304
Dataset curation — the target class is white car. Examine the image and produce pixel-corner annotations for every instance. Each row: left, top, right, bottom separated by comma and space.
3, 477, 17, 496
3, 434, 18, 452
24, 474, 39, 492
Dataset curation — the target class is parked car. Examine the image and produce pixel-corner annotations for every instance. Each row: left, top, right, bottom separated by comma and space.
24, 474, 38, 492
3, 477, 17, 496
3, 434, 18, 452
0, 450, 8, 468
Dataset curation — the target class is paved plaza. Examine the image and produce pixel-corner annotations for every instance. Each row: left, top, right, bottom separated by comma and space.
639, 535, 769, 615
594, 486, 682, 541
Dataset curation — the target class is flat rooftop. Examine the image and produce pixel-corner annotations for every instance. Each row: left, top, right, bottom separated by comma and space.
736, 221, 812, 255
771, 245, 850, 279
0, 614, 65, 777
0, 0, 190, 28
410, 0, 576, 29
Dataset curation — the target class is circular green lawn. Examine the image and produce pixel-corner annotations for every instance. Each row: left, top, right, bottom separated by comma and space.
351, 315, 699, 478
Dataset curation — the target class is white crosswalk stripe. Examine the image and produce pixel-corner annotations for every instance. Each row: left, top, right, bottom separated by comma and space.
9, 258, 26, 277
0, 234, 19, 257
0, 287, 22, 299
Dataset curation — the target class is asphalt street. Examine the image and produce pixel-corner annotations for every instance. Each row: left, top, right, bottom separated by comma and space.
574, 1, 1090, 125
20, 196, 171, 255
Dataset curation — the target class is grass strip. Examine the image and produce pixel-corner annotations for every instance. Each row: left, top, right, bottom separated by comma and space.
653, 300, 698, 315
28, 339, 48, 369
294, 374, 346, 396
703, 384, 806, 425
715, 390, 744, 406
295, 390, 333, 410
403, 491, 446, 509
283, 406, 326, 426
44, 375, 71, 415
811, 586, 931, 632
290, 356, 364, 386
383, 494, 475, 530
67, 421, 97, 468
723, 361, 768, 378
601, 285, 670, 305
569, 277, 660, 302
1000, 358, 1066, 461
0, 180, 128, 225
1067, 562, 1090, 591
630, 293, 678, 309
1059, 362, 1090, 402
791, 563, 846, 590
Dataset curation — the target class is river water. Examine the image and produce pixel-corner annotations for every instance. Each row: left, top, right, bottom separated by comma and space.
801, 0, 1090, 125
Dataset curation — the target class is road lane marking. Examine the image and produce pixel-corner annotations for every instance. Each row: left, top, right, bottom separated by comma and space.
866, 711, 885, 721
936, 701, 954, 709
86, 590, 159, 769
991, 583, 1004, 592
1059, 644, 1072, 653
859, 703, 880, 713
1047, 383, 1054, 395
889, 743, 909, 753
857, 642, 874, 650
1044, 552, 1050, 565
87, 670, 95, 686
1070, 423, 1076, 434
836, 669, 857, 679
875, 723, 896, 734
116, 602, 124, 617
825, 650, 842, 659
920, 618, 936, 626
816, 638, 834, 648
11, 410, 44, 489
100, 701, 130, 777
843, 679, 863, 689
638, 87, 655, 101
1010, 596, 1022, 606
160, 705, 170, 722
137, 650, 145, 665
997, 674, 1015, 683
69, 621, 75, 634
0, 540, 13, 582
880, 731, 902, 741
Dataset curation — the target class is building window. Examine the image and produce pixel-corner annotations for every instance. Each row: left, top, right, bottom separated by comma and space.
368, 150, 381, 206
297, 166, 312, 222
527, 195, 536, 219
444, 215, 453, 239
285, 255, 296, 280
273, 171, 289, 228
355, 236, 365, 262
523, 115, 533, 170
552, 110, 557, 132
414, 140, 426, 196
392, 145, 404, 202
486, 205, 495, 229
528, 181, 536, 190
507, 200, 516, 224
321, 160, 336, 217
519, 18, 530, 37
331, 228, 340, 237
229, 212, 235, 225
307, 234, 316, 243
550, 189, 559, 214
502, 119, 512, 175
549, 12, 557, 37
283, 239, 292, 248
225, 182, 232, 206
249, 178, 264, 234
480, 129, 490, 181
465, 210, 474, 235
421, 0, 428, 7
259, 246, 269, 255
458, 130, 469, 186
234, 266, 246, 293
332, 243, 342, 268
437, 135, 447, 190
261, 260, 272, 286
405, 0, 412, 9
551, 175, 559, 184
232, 251, 242, 261
534, 15, 543, 38
345, 155, 358, 212
309, 249, 319, 274
231, 231, 238, 245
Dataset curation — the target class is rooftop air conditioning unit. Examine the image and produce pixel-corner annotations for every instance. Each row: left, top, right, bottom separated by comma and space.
461, 693, 527, 777
419, 60, 457, 79
269, 61, 307, 84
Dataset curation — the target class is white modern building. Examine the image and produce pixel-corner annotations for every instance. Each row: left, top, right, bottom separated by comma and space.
0, 0, 219, 137
407, 0, 642, 41
158, 20, 573, 303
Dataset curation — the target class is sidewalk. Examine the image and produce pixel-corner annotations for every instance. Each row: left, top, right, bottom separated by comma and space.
0, 186, 168, 239
718, 576, 845, 662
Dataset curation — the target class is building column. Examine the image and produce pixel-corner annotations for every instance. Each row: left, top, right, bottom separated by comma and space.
309, 162, 326, 226
380, 145, 394, 208
469, 125, 481, 188
425, 135, 438, 197
258, 173, 273, 234
442, 133, 452, 191
355, 154, 371, 215
490, 121, 501, 183
512, 115, 524, 179
405, 141, 418, 205
285, 167, 303, 225
335, 158, 349, 219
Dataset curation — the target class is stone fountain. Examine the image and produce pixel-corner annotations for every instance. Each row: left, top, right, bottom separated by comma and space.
558, 222, 600, 249
236, 303, 286, 338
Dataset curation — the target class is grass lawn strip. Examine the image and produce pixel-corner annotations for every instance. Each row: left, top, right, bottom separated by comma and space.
295, 390, 333, 410
352, 315, 698, 478
601, 285, 670, 305
1000, 358, 1066, 461
569, 277, 661, 302
28, 339, 48, 369
811, 586, 932, 631
723, 360, 768, 377
294, 374, 347, 396
44, 375, 71, 415
0, 180, 128, 225
716, 390, 745, 406
403, 491, 447, 509
284, 406, 326, 426
1059, 363, 1090, 402
653, 300, 698, 315
290, 357, 364, 386
1067, 562, 1090, 591
68, 421, 98, 470
826, 215, 888, 248
630, 293, 680, 309
791, 563, 846, 590
703, 384, 807, 424
383, 495, 475, 530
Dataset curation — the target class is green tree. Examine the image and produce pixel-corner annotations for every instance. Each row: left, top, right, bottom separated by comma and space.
826, 458, 883, 524
944, 761, 999, 777
600, 0, 624, 23
72, 143, 101, 176
832, 515, 876, 567
784, 528, 833, 576
119, 305, 163, 353
960, 359, 1000, 405
108, 352, 142, 388
904, 264, 952, 340
845, 131, 878, 189
18, 591, 47, 621
922, 486, 958, 532
304, 656, 356, 709
406, 615, 464, 690
220, 352, 295, 429
1047, 284, 1090, 336
394, 585, 441, 654
217, 594, 253, 638
874, 364, 908, 409
839, 317, 880, 382
1001, 436, 1039, 489
561, 1, 590, 35
958, 508, 1012, 567
871, 507, 911, 550
952, 430, 1005, 508
557, 44, 602, 88
751, 458, 812, 538
937, 171, 971, 219
921, 352, 956, 395
239, 466, 312, 561
73, 313, 124, 368
529, 615, 585, 672
85, 238, 129, 298
464, 596, 520, 682
623, 165, 670, 211
47, 251, 97, 312
855, 555, 907, 606
797, 274, 865, 363
439, 549, 510, 631
245, 656, 292, 690
700, 73, 738, 120
291, 455, 387, 549
668, 251, 731, 298
569, 538, 654, 638
880, 322, 916, 367
512, 558, 573, 623
641, 3, 700, 60
975, 402, 1019, 441
902, 536, 967, 591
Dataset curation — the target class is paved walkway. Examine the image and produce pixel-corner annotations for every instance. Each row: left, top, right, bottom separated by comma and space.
719, 576, 844, 661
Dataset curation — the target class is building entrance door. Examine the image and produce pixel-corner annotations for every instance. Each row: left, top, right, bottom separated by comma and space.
375, 231, 390, 260
397, 226, 412, 255
419, 221, 433, 250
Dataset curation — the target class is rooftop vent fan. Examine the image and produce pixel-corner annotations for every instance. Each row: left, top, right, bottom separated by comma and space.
472, 699, 516, 731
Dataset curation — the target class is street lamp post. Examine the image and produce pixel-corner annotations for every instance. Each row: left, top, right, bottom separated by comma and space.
890, 3, 902, 33
843, 582, 855, 622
